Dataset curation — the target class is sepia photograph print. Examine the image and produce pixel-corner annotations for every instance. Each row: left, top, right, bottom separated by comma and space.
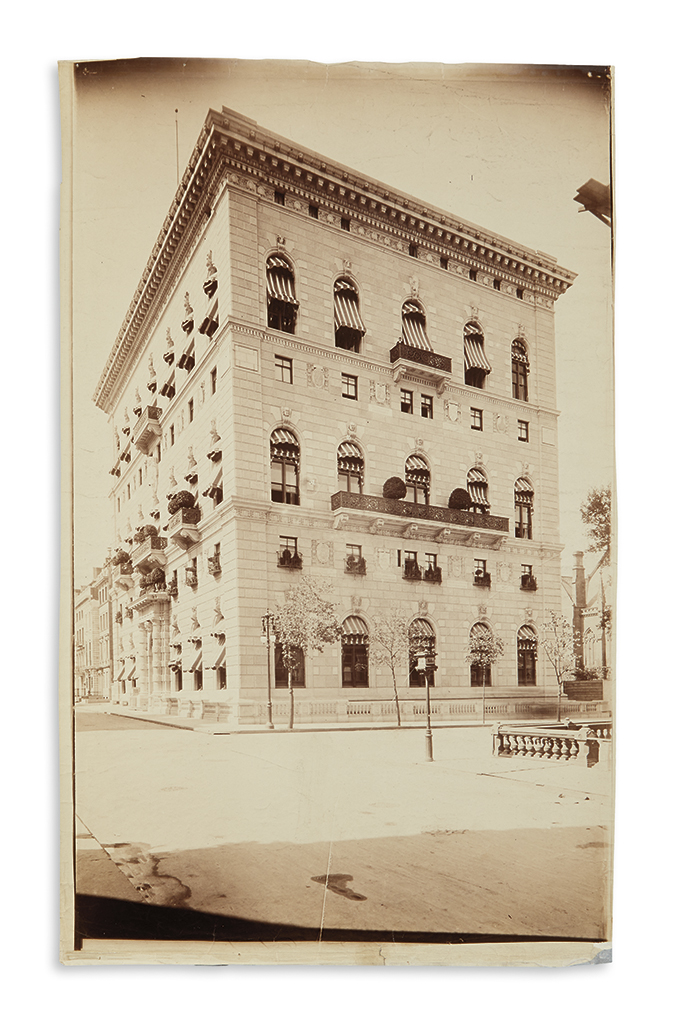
60, 59, 615, 966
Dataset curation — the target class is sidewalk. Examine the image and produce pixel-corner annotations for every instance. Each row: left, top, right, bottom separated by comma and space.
77, 701, 609, 737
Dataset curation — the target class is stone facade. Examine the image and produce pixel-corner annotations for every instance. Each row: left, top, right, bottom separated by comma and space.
94, 106, 578, 724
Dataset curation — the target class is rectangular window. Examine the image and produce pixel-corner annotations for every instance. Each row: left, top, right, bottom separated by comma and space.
425, 553, 437, 571
474, 558, 487, 576
521, 564, 533, 576
342, 373, 358, 400
210, 367, 217, 394
117, 497, 121, 512
170, 424, 175, 446
309, 204, 319, 219
188, 399, 194, 422
409, 243, 418, 258
346, 544, 362, 560
279, 536, 298, 555
274, 190, 285, 206
275, 355, 293, 384
404, 550, 418, 565
217, 666, 227, 690
156, 443, 161, 462
401, 389, 413, 414
420, 395, 433, 419
440, 256, 448, 270
516, 288, 524, 300
493, 278, 501, 290
127, 484, 131, 500
518, 420, 529, 442
341, 217, 351, 231
471, 408, 483, 431
469, 268, 477, 281
139, 468, 143, 486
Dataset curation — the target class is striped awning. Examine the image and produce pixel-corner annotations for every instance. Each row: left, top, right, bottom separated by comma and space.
464, 337, 492, 373
342, 616, 369, 645
402, 304, 433, 351
116, 661, 126, 681
266, 256, 298, 305
468, 483, 489, 507
518, 624, 538, 650
515, 478, 534, 505
409, 618, 435, 638
209, 644, 227, 670
467, 468, 487, 483
406, 455, 429, 472
334, 284, 366, 334
124, 657, 137, 680
271, 428, 299, 448
188, 649, 203, 673
464, 321, 483, 335
470, 622, 492, 640
512, 339, 529, 365
338, 441, 363, 474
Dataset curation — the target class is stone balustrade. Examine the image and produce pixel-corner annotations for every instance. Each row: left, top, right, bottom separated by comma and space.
493, 721, 612, 768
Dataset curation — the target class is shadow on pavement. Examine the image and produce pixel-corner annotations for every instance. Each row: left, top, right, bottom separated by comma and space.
74, 893, 600, 948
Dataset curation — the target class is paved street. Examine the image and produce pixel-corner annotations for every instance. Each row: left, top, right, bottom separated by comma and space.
73, 707, 612, 942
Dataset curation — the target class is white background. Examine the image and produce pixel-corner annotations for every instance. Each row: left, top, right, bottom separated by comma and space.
2, 2, 670, 1018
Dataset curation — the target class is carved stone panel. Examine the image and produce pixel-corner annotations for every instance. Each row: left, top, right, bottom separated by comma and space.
493, 412, 509, 434
444, 401, 460, 423
376, 548, 392, 570
311, 540, 333, 566
307, 365, 329, 389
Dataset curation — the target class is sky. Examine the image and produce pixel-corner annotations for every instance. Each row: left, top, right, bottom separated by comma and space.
70, 59, 613, 587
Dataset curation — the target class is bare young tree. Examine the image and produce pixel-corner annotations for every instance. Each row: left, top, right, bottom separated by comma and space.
370, 609, 411, 726
465, 623, 504, 724
541, 610, 578, 722
273, 577, 342, 728
580, 486, 612, 676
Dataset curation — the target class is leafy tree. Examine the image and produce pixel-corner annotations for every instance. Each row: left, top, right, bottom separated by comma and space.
370, 609, 411, 726
541, 611, 578, 721
465, 624, 504, 724
273, 577, 342, 728
580, 486, 611, 557
580, 486, 612, 675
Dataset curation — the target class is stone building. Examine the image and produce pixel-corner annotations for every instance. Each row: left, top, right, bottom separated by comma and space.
74, 565, 113, 700
93, 106, 579, 725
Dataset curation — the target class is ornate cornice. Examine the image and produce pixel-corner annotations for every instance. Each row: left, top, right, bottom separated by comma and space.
94, 105, 576, 415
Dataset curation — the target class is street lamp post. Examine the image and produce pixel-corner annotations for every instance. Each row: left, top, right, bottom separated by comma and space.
260, 613, 275, 729
417, 655, 434, 762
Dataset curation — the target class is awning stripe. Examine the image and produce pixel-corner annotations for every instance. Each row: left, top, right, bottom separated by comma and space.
409, 618, 435, 638
337, 442, 363, 459
471, 622, 492, 639
464, 322, 483, 336
402, 301, 422, 316
342, 616, 369, 636
518, 624, 537, 640
402, 315, 433, 351
467, 468, 487, 483
334, 291, 366, 333
266, 267, 298, 304
406, 455, 429, 471
124, 657, 137, 680
464, 338, 492, 372
334, 279, 356, 293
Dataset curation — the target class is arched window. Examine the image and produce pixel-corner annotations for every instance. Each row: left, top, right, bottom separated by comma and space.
341, 616, 369, 687
514, 477, 534, 539
274, 644, 305, 688
511, 339, 529, 401
337, 441, 364, 493
467, 467, 490, 513
409, 618, 436, 687
270, 428, 300, 505
464, 321, 492, 389
469, 622, 493, 687
405, 455, 430, 504
266, 255, 298, 334
334, 278, 366, 352
401, 300, 432, 351
517, 625, 537, 686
